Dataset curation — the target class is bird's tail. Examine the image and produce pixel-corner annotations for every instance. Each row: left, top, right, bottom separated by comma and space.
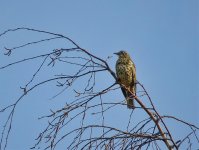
126, 88, 136, 109
126, 96, 134, 109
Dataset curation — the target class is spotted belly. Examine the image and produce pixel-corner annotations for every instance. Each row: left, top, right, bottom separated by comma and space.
116, 65, 132, 86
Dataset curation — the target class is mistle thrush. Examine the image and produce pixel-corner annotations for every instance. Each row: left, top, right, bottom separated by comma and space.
114, 51, 136, 109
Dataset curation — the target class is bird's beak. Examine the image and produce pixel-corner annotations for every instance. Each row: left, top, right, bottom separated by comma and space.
114, 52, 119, 55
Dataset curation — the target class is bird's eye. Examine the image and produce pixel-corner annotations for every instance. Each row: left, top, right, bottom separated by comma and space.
121, 51, 125, 55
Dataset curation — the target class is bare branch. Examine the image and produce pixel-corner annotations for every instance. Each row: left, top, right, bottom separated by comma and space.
0, 28, 198, 150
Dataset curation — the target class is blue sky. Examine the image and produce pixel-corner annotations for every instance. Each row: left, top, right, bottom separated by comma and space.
0, 0, 198, 149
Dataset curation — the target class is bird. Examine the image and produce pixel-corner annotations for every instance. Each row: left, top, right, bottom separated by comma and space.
114, 51, 136, 109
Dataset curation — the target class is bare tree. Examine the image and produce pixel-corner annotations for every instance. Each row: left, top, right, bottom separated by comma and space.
0, 28, 198, 150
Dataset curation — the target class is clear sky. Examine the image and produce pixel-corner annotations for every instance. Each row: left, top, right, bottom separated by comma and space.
0, 0, 198, 150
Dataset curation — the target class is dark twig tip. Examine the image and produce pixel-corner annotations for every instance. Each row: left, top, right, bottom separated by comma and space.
20, 86, 27, 95
4, 47, 12, 56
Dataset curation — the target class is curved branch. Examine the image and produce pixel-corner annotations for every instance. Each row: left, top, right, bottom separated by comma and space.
0, 28, 198, 150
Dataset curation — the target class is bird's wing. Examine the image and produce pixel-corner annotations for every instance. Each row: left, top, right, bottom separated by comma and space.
121, 87, 127, 99
131, 62, 136, 95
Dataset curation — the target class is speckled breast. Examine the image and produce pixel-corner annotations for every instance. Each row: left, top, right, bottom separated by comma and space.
116, 61, 133, 86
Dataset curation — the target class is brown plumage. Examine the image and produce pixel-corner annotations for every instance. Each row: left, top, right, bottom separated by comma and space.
114, 51, 136, 109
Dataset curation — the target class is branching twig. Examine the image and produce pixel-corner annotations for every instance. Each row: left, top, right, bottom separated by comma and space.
0, 28, 198, 150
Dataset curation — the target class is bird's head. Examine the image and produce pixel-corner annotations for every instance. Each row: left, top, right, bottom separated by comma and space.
114, 51, 130, 59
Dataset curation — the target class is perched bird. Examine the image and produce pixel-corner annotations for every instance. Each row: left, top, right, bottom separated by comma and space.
114, 51, 136, 109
